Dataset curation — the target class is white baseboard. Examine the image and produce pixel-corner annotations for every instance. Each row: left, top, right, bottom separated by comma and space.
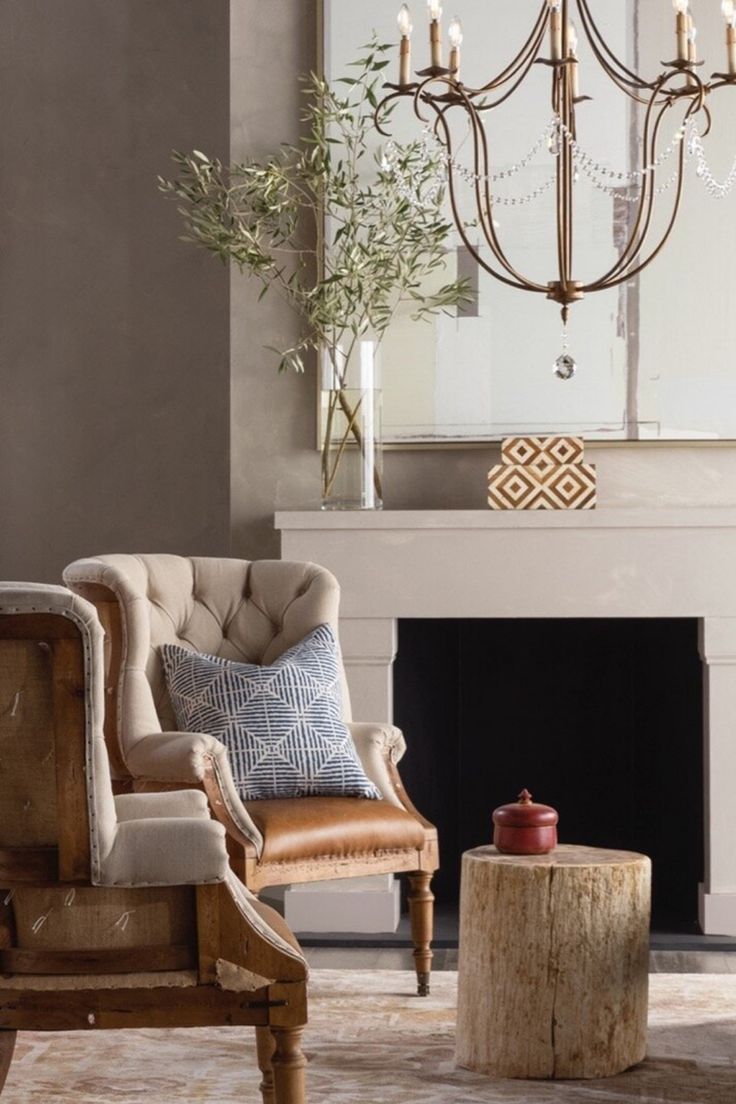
699, 885, 736, 936
284, 874, 400, 933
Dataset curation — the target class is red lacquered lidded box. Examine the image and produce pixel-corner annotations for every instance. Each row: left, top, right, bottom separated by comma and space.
492, 789, 558, 855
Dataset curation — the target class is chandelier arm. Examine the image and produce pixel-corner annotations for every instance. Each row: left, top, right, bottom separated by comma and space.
584, 81, 670, 289
458, 2, 550, 98
585, 89, 703, 293
373, 81, 541, 291
466, 90, 551, 289
374, 90, 408, 139
432, 95, 548, 292
574, 0, 657, 93
583, 71, 696, 290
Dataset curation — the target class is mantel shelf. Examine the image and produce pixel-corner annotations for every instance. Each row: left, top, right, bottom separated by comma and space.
276, 506, 736, 532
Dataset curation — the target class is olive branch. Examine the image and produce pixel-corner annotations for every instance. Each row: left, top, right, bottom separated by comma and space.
159, 39, 473, 501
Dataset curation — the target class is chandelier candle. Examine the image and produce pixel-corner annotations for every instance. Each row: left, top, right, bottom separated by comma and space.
550, 0, 563, 62
674, 0, 690, 62
448, 16, 462, 77
428, 0, 443, 69
398, 4, 413, 85
724, 0, 736, 74
568, 22, 580, 99
687, 20, 698, 87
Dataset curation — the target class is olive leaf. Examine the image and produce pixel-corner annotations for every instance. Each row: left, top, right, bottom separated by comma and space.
160, 37, 474, 498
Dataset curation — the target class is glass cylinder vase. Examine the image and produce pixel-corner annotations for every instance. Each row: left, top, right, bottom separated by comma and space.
320, 338, 383, 510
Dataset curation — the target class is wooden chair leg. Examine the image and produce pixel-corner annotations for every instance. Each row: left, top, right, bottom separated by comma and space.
0, 1031, 16, 1094
271, 1026, 307, 1104
255, 1025, 276, 1104
408, 871, 434, 996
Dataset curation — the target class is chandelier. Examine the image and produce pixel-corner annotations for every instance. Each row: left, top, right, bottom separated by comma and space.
376, 0, 736, 378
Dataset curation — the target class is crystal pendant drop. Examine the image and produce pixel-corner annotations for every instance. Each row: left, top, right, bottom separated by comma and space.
553, 353, 577, 380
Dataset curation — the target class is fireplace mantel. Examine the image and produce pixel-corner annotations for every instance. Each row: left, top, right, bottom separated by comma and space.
276, 507, 736, 935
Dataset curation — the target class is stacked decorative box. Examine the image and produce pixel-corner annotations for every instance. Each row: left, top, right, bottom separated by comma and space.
487, 436, 596, 510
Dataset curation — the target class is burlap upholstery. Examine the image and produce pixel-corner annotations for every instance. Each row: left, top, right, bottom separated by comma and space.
12, 885, 195, 950
0, 640, 57, 846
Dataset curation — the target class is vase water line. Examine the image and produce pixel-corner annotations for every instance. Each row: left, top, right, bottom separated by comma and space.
321, 339, 383, 510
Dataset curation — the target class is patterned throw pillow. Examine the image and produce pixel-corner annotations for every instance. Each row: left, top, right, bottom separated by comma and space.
160, 625, 380, 802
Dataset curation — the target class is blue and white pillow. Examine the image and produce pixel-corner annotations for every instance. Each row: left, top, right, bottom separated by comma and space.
160, 624, 380, 802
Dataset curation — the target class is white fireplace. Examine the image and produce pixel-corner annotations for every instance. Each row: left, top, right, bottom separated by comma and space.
276, 506, 736, 936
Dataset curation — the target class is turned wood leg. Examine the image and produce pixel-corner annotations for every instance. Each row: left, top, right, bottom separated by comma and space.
0, 1031, 16, 1094
408, 871, 434, 996
255, 1025, 276, 1104
271, 1026, 307, 1104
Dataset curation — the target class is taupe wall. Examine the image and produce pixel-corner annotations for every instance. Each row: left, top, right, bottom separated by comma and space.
230, 0, 320, 560
3, 1, 736, 578
0, 0, 231, 580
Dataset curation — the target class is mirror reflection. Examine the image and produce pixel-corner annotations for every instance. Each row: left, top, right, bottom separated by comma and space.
323, 0, 736, 443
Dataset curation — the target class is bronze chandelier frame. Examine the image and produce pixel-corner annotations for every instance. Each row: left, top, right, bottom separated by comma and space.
376, 0, 736, 326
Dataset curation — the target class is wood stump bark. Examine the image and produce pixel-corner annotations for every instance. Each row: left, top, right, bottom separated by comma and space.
455, 844, 651, 1080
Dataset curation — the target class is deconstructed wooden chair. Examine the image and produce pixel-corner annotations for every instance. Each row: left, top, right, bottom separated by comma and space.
0, 583, 308, 1103
63, 555, 439, 994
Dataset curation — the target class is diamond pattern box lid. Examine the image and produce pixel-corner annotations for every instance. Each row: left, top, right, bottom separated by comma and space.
501, 435, 584, 469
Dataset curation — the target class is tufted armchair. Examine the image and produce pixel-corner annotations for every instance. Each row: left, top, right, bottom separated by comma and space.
0, 583, 308, 1104
63, 555, 439, 995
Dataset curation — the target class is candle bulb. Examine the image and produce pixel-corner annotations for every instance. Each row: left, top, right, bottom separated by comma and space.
568, 22, 580, 98
398, 4, 413, 86
723, 0, 736, 74
686, 19, 698, 87
673, 0, 690, 62
448, 16, 463, 77
549, 0, 563, 62
688, 21, 698, 62
428, 0, 443, 68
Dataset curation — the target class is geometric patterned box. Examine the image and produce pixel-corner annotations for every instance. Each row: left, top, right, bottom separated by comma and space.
501, 435, 585, 469
488, 460, 597, 510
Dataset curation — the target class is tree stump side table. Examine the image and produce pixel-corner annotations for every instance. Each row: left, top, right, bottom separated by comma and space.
455, 844, 651, 1080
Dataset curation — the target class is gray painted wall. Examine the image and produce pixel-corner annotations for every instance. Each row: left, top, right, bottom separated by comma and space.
0, 0, 231, 580
2, 0, 736, 579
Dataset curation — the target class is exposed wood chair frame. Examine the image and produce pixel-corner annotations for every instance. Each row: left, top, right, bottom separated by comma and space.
0, 590, 308, 1103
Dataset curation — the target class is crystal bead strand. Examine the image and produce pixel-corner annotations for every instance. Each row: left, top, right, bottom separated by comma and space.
689, 125, 736, 199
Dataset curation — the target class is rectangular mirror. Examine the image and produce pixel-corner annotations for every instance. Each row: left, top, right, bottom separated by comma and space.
323, 0, 736, 444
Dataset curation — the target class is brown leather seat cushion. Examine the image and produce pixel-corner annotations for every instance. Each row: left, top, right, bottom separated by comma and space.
246, 797, 426, 864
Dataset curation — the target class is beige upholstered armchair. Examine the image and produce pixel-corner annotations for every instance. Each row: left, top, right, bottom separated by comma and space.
63, 555, 439, 995
0, 584, 308, 1104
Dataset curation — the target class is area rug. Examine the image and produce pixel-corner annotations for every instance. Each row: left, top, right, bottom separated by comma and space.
3, 970, 735, 1102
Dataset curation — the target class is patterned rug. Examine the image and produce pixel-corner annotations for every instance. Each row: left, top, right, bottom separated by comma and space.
3, 970, 736, 1102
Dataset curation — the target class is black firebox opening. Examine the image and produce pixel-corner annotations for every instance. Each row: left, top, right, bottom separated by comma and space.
394, 618, 704, 932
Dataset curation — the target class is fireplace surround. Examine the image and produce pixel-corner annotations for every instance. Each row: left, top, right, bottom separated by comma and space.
276, 507, 736, 935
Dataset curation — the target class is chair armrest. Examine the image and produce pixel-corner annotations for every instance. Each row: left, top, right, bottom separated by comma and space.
124, 732, 264, 855
114, 790, 210, 822
347, 722, 408, 808
99, 816, 230, 886
125, 730, 224, 783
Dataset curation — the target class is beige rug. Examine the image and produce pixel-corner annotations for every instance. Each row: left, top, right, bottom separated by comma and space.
3, 970, 735, 1103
